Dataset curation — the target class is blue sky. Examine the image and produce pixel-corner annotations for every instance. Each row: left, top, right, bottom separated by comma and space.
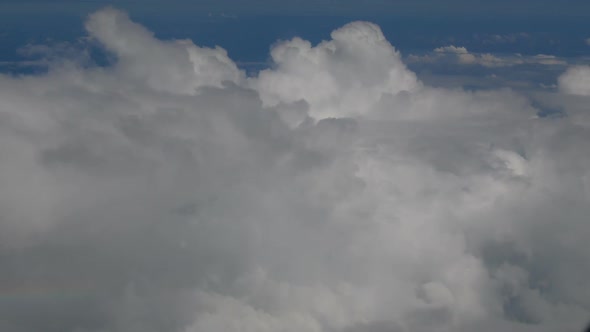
2, 0, 589, 89
1, 0, 590, 17
1, 0, 589, 64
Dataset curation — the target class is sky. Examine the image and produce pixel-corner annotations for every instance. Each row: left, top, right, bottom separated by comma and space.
1, 2, 590, 332
2, 0, 590, 17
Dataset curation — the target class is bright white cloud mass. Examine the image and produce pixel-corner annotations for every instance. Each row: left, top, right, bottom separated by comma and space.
1, 7, 590, 332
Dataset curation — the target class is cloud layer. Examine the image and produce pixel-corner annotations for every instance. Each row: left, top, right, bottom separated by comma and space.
409, 45, 568, 68
0, 7, 589, 332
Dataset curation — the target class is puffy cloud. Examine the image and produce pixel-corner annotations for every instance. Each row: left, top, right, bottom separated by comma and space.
0, 7, 589, 332
254, 21, 419, 119
85, 7, 244, 94
558, 65, 590, 95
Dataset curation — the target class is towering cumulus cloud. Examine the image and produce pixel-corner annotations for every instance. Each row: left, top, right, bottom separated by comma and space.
0, 7, 589, 332
254, 21, 419, 119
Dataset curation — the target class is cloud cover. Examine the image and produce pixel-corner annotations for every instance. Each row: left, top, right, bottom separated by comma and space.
0, 7, 590, 332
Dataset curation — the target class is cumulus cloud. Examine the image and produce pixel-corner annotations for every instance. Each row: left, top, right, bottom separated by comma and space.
254, 21, 419, 119
85, 7, 244, 93
559, 66, 590, 95
0, 7, 589, 332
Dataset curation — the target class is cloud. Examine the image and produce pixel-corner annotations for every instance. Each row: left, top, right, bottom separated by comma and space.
410, 45, 567, 68
434, 45, 469, 54
484, 33, 530, 45
85, 7, 244, 93
434, 45, 479, 65
433, 45, 509, 67
530, 54, 568, 66
558, 65, 590, 95
586, 38, 590, 46
253, 21, 419, 119
0, 7, 589, 332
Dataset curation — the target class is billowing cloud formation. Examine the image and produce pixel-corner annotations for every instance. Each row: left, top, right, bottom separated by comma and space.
85, 8, 244, 93
0, 7, 589, 332
559, 66, 590, 95
254, 22, 419, 119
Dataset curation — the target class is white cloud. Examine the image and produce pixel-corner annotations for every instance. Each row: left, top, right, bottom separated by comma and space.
435, 45, 470, 54
85, 7, 244, 93
253, 21, 419, 119
410, 45, 567, 68
558, 65, 590, 95
485, 32, 530, 44
432, 45, 505, 66
0, 7, 589, 332
532, 54, 568, 66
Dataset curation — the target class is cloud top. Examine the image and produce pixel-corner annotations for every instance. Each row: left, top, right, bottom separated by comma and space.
86, 7, 243, 93
255, 21, 419, 119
